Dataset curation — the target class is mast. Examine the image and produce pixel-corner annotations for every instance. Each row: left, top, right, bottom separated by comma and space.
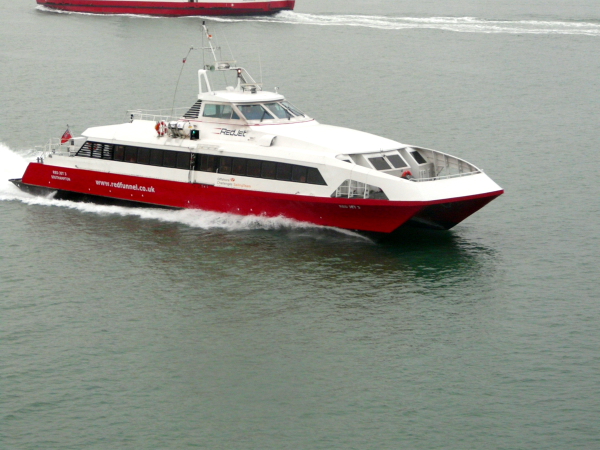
198, 21, 262, 95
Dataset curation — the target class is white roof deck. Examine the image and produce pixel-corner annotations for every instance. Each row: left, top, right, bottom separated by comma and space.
258, 122, 403, 155
199, 89, 284, 103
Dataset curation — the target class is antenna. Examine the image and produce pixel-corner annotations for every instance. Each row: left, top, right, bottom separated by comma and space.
258, 50, 263, 85
202, 21, 219, 64
171, 46, 195, 118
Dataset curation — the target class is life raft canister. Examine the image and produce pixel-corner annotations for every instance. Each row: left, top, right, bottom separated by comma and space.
155, 120, 168, 136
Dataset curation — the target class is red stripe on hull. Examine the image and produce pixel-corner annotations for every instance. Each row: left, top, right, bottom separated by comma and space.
20, 163, 502, 233
36, 0, 295, 16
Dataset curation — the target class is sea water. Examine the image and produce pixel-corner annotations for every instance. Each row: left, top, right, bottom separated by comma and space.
1, 0, 599, 448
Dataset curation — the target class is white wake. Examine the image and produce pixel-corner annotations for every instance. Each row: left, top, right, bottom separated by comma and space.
36, 7, 600, 36
211, 11, 600, 36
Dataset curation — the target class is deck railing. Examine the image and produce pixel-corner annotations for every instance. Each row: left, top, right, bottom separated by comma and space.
127, 108, 191, 123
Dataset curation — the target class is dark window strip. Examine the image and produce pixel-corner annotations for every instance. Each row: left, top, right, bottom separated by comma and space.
194, 155, 326, 186
75, 143, 327, 185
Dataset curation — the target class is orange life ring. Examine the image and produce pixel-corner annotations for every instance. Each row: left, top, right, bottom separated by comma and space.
155, 121, 168, 136
401, 169, 413, 178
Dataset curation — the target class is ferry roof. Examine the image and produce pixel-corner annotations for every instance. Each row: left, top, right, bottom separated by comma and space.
82, 119, 404, 156
199, 89, 284, 103
259, 122, 403, 155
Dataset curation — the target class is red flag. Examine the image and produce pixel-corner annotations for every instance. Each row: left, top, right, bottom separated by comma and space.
60, 127, 73, 144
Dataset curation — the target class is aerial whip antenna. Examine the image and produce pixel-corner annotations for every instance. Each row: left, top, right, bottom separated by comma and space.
171, 46, 195, 118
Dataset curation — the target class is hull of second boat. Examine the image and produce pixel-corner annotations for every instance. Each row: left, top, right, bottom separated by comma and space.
36, 0, 295, 16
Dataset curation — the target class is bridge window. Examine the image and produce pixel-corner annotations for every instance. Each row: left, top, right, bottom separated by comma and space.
265, 102, 291, 119
203, 103, 240, 120
238, 104, 273, 121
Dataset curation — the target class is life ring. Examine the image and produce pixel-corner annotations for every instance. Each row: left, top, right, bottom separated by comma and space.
401, 169, 414, 179
155, 121, 168, 137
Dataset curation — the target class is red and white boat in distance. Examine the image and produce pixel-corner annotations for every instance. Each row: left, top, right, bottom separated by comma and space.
11, 23, 503, 235
37, 0, 294, 16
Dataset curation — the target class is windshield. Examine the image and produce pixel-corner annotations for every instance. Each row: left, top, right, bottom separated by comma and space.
235, 101, 308, 121
281, 101, 305, 117
264, 102, 291, 119
237, 104, 273, 121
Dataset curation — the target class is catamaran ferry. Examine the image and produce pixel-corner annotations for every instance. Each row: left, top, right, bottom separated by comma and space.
11, 23, 503, 234
36, 0, 295, 16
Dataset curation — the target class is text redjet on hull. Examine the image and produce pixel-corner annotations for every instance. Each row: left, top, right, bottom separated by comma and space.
11, 23, 503, 234
36, 0, 295, 16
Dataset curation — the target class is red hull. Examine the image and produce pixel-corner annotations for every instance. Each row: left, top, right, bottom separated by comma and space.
19, 163, 502, 233
36, 0, 295, 16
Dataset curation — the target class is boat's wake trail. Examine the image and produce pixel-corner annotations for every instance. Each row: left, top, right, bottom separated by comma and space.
213, 11, 600, 36
0, 144, 367, 240
36, 6, 600, 36
35, 5, 159, 18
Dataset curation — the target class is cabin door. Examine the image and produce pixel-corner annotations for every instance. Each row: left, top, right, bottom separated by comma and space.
189, 153, 197, 184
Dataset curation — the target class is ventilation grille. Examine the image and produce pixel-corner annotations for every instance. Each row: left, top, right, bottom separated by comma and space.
183, 100, 202, 119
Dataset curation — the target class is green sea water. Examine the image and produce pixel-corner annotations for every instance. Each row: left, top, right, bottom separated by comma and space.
1, 1, 599, 448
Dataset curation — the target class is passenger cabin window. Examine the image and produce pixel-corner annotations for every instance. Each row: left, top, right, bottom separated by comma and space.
292, 166, 308, 183
163, 151, 177, 168
176, 152, 191, 170
276, 163, 293, 181
124, 146, 138, 163
261, 161, 277, 179
306, 167, 326, 185
150, 148, 163, 166
387, 154, 409, 169
137, 147, 151, 165
74, 141, 327, 186
411, 150, 427, 164
78, 142, 115, 160
246, 159, 262, 177
219, 157, 233, 174
198, 154, 219, 172
369, 157, 392, 171
232, 158, 247, 176
114, 145, 125, 161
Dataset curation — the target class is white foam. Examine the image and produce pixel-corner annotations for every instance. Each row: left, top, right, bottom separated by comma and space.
0, 143, 368, 239
0, 143, 33, 200
211, 11, 600, 36
35, 6, 600, 36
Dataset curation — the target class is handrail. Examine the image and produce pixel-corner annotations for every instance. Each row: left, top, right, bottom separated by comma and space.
414, 170, 482, 182
127, 107, 190, 123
